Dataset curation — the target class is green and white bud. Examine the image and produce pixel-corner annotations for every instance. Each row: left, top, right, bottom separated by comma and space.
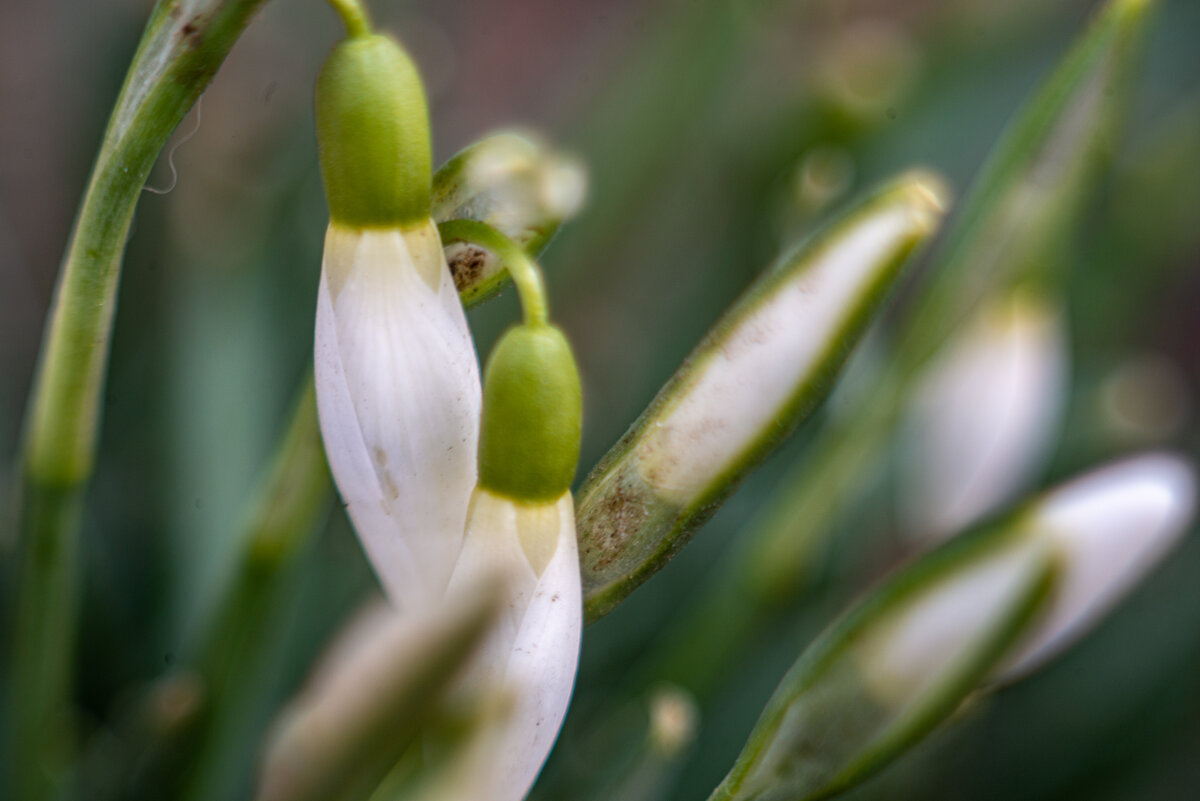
442, 317, 584, 801
578, 171, 949, 619
710, 452, 1194, 801
900, 288, 1069, 542
433, 132, 587, 306
313, 30, 482, 609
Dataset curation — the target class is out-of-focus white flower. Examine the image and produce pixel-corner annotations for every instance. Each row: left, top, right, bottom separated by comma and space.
900, 288, 1069, 542
433, 131, 588, 306
859, 453, 1196, 700
996, 453, 1196, 678
255, 581, 505, 801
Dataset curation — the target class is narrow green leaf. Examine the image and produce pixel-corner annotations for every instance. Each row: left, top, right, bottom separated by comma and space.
7, 3, 271, 797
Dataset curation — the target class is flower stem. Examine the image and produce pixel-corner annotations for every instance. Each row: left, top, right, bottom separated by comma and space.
325, 0, 373, 37
6, 2, 271, 797
438, 219, 550, 326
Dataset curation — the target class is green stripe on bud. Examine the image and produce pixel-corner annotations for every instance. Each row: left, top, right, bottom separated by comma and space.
315, 33, 432, 228
478, 325, 582, 502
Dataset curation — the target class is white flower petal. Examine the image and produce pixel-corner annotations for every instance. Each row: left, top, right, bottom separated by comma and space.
901, 290, 1069, 541
314, 222, 482, 609
446, 490, 582, 801
997, 453, 1196, 679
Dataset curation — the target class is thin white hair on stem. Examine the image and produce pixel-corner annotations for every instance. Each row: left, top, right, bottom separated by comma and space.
144, 97, 204, 196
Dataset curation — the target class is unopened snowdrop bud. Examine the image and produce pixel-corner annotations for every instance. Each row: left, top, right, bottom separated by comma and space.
444, 312, 584, 801
711, 452, 1195, 801
901, 288, 1069, 542
578, 171, 949, 619
434, 132, 587, 306
313, 23, 482, 609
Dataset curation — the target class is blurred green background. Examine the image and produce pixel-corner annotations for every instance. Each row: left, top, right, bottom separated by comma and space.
1, 0, 1198, 799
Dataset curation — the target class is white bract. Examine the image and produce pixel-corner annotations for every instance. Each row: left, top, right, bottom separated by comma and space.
901, 289, 1069, 541
636, 176, 947, 506
314, 221, 482, 609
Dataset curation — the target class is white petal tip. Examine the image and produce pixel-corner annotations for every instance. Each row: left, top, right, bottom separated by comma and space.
1038, 453, 1196, 547
900, 169, 952, 220
999, 453, 1197, 678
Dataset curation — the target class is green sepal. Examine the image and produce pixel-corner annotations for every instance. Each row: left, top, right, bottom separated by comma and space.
478, 325, 583, 502
315, 33, 432, 228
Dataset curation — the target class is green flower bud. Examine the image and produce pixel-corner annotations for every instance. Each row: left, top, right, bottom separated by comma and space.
315, 33, 432, 228
478, 324, 582, 502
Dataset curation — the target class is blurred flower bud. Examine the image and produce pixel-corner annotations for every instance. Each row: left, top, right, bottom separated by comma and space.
792, 145, 856, 219
433, 132, 587, 306
712, 452, 1195, 801
900, 288, 1069, 542
578, 171, 949, 619
996, 453, 1196, 678
255, 580, 504, 801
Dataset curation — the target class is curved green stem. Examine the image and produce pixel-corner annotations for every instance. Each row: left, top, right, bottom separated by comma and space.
6, 2, 271, 798
438, 219, 550, 326
326, 0, 373, 37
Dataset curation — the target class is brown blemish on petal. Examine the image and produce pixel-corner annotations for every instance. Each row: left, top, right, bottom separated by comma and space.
448, 244, 490, 292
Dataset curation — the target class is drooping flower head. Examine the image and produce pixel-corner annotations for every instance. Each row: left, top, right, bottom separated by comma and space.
313, 26, 482, 609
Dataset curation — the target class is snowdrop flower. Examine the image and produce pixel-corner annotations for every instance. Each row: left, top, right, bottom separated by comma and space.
312, 27, 481, 609
311, 7, 585, 797
442, 227, 585, 801
900, 287, 1069, 542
